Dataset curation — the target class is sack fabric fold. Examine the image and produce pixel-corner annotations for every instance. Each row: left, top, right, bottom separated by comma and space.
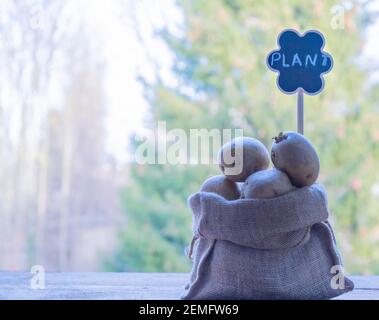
182, 184, 354, 300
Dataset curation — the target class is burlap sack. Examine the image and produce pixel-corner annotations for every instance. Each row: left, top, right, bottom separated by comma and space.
182, 184, 354, 300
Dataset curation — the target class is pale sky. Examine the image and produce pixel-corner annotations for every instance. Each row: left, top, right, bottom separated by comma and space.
76, 0, 181, 164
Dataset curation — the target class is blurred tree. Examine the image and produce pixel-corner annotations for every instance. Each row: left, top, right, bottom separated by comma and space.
41, 23, 122, 271
0, 0, 67, 269
110, 0, 379, 273
0, 1, 122, 271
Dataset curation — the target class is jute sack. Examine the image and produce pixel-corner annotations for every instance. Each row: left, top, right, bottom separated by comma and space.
182, 184, 354, 300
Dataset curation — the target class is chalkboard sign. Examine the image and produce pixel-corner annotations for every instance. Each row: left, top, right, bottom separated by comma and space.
267, 29, 333, 95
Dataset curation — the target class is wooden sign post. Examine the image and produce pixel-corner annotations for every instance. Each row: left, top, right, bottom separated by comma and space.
297, 89, 304, 134
267, 29, 333, 135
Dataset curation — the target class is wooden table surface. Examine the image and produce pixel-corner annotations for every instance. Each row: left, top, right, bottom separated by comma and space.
0, 272, 378, 300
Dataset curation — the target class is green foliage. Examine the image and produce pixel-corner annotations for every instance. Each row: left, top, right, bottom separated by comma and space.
108, 0, 379, 274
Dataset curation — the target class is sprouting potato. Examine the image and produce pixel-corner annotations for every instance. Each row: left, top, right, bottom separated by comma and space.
218, 137, 270, 182
271, 132, 320, 187
241, 168, 294, 199
200, 175, 240, 200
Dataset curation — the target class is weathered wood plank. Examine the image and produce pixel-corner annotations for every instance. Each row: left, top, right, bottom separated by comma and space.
0, 272, 378, 300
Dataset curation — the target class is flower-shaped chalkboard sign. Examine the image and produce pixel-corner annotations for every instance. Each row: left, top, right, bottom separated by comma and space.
267, 29, 333, 95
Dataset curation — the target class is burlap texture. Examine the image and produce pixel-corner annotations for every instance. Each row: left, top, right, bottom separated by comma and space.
182, 184, 354, 300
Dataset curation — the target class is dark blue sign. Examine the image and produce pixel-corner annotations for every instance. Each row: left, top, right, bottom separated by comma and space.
267, 29, 333, 95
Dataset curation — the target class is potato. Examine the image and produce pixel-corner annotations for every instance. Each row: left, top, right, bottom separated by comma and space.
217, 137, 270, 182
200, 175, 240, 200
241, 168, 294, 199
271, 132, 320, 187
